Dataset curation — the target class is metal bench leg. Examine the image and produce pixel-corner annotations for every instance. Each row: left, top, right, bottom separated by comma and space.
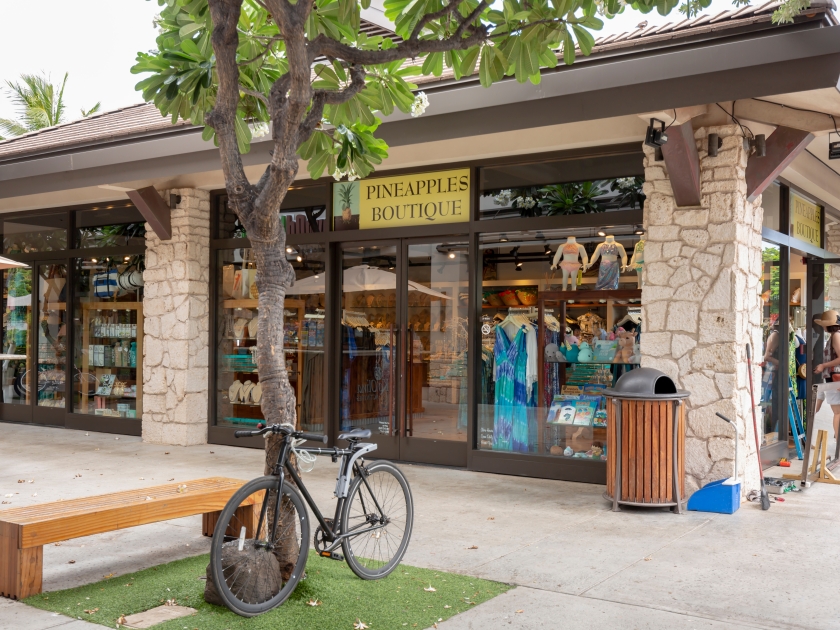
0, 525, 42, 599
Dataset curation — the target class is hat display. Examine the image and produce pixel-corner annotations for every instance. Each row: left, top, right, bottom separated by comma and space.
814, 310, 840, 327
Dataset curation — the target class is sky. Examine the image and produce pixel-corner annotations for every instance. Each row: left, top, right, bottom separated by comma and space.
0, 0, 743, 126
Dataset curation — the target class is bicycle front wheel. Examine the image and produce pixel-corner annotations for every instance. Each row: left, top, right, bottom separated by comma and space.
209, 476, 310, 617
341, 461, 414, 580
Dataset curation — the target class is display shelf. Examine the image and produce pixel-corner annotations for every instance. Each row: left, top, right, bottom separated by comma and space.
80, 301, 143, 417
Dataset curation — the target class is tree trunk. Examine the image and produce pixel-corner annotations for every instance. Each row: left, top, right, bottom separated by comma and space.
206, 195, 305, 604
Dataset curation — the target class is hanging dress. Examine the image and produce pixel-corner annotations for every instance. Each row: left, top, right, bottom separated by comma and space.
509, 327, 530, 453
595, 241, 621, 290
493, 327, 514, 451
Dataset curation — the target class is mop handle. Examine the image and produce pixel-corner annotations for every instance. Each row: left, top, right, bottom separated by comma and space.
716, 412, 739, 481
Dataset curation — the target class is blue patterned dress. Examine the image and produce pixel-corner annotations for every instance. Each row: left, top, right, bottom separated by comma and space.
493, 327, 514, 451
509, 328, 530, 453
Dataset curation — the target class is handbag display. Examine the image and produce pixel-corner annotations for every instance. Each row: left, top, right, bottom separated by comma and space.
93, 267, 123, 299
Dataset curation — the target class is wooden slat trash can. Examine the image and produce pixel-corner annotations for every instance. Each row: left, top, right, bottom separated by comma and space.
603, 368, 689, 513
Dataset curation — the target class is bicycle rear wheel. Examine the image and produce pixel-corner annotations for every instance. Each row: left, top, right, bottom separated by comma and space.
209, 476, 309, 617
341, 461, 413, 580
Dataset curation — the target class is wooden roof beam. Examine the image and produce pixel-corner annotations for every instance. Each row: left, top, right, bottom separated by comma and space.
660, 120, 702, 207
126, 187, 172, 241
746, 126, 814, 202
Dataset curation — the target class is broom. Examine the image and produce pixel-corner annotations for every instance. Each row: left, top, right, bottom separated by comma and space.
746, 343, 771, 510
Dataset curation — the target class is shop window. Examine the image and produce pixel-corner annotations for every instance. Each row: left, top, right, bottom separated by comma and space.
37, 264, 68, 409
478, 227, 643, 460
759, 243, 783, 447
761, 182, 781, 232
75, 204, 146, 248
215, 245, 326, 432
1, 266, 32, 405
72, 256, 144, 418
216, 184, 328, 239
2, 213, 67, 255
479, 153, 644, 221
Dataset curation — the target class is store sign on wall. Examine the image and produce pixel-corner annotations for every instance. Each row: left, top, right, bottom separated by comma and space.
332, 168, 471, 230
791, 193, 822, 247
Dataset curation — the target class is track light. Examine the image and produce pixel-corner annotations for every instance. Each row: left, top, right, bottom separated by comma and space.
708, 133, 722, 157
286, 247, 293, 253
448, 252, 456, 259
644, 118, 668, 149
635, 227, 645, 235
597, 229, 606, 237
544, 245, 552, 256
296, 255, 302, 262
91, 258, 97, 263
830, 132, 840, 160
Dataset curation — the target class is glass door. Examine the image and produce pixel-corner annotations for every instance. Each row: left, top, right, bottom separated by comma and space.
338, 240, 469, 466
0, 264, 33, 420
400, 240, 469, 465
340, 243, 400, 459
35, 262, 68, 424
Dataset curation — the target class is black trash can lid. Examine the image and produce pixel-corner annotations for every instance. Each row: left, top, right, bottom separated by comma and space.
604, 367, 689, 400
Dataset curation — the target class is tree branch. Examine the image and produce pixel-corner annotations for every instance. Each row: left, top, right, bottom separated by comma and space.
239, 84, 270, 106
298, 64, 366, 145
206, 0, 252, 205
410, 0, 460, 41
455, 0, 490, 39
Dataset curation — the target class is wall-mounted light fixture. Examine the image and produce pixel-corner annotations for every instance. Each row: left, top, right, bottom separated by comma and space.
829, 132, 840, 160
708, 133, 723, 157
645, 118, 668, 148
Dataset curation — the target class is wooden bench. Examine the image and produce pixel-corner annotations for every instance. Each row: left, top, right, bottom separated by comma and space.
0, 476, 253, 600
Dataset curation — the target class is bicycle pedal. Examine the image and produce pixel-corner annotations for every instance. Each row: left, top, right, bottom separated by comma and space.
319, 550, 344, 561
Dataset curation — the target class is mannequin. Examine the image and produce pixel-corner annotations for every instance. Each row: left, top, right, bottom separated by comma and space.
629, 238, 645, 288
586, 235, 628, 290
550, 236, 589, 290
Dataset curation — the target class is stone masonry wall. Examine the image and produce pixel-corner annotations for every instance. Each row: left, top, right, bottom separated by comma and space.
641, 125, 763, 496
142, 188, 211, 446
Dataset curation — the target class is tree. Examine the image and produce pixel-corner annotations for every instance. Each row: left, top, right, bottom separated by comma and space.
132, 0, 806, 602
0, 73, 101, 140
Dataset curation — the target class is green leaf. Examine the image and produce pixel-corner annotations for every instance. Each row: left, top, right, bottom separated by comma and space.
178, 22, 203, 39
460, 46, 481, 77
571, 24, 595, 56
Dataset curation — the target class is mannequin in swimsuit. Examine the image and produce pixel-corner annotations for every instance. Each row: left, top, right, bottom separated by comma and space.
586, 235, 628, 290
629, 239, 645, 288
550, 236, 589, 290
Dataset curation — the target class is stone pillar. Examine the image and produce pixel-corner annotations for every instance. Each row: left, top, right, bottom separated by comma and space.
141, 188, 211, 446
640, 124, 763, 496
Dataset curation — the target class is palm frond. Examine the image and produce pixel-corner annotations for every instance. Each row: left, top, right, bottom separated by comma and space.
0, 117, 29, 139
81, 102, 101, 118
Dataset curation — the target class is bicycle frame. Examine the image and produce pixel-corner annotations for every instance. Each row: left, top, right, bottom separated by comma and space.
258, 438, 387, 554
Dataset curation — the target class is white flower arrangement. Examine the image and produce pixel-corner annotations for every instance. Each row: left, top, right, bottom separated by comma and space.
411, 92, 429, 118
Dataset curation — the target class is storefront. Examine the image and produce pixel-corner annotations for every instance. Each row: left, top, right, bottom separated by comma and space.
0, 203, 147, 434
757, 179, 840, 466
205, 146, 648, 483
2, 3, 840, 492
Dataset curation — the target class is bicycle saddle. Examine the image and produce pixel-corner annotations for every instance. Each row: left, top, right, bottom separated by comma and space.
338, 428, 371, 441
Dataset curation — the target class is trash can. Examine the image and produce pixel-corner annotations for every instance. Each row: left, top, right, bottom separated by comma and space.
603, 368, 690, 513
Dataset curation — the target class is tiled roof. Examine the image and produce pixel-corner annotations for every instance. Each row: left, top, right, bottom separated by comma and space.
0, 2, 835, 163
0, 102, 191, 162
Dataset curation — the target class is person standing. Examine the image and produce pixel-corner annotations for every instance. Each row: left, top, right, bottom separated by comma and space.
813, 310, 840, 440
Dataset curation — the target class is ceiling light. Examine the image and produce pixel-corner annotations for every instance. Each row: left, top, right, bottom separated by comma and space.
314, 274, 319, 279
91, 258, 98, 263
644, 118, 668, 149
544, 245, 552, 256
296, 255, 302, 262
286, 247, 293, 253
499, 237, 508, 243
448, 252, 456, 259
708, 133, 722, 157
635, 228, 645, 235
597, 230, 606, 237
124, 256, 130, 261
830, 132, 840, 160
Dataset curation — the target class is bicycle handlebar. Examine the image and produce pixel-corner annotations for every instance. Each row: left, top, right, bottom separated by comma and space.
233, 424, 326, 443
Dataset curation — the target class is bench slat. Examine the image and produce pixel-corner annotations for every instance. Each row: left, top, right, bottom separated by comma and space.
0, 477, 244, 524
0, 477, 250, 548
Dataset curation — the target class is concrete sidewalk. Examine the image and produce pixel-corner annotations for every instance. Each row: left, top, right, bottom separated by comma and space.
1, 421, 839, 630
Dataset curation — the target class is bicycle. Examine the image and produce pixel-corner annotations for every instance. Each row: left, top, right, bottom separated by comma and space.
209, 423, 414, 617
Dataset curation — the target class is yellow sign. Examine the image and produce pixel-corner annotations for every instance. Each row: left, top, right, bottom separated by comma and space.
791, 193, 822, 247
333, 169, 470, 231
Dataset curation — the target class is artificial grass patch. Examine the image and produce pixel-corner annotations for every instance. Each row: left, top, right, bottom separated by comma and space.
25, 553, 510, 629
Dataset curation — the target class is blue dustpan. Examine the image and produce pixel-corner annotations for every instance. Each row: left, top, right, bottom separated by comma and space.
687, 412, 741, 514
687, 478, 741, 514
